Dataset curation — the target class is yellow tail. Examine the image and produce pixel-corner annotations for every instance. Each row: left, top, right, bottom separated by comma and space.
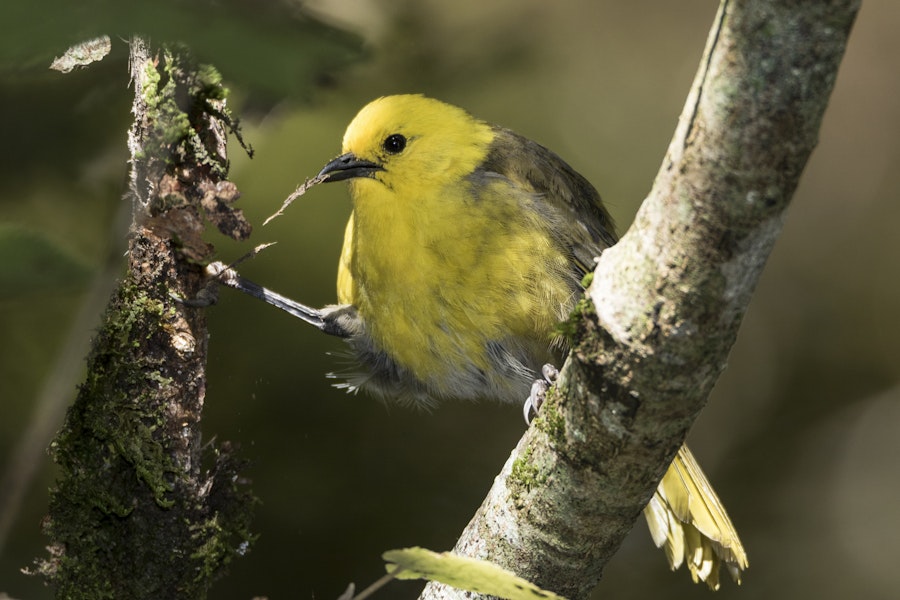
643, 445, 748, 590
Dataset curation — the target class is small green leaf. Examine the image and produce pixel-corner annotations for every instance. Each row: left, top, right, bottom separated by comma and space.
382, 547, 567, 600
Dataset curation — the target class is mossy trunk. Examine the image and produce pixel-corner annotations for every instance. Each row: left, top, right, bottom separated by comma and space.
33, 39, 254, 599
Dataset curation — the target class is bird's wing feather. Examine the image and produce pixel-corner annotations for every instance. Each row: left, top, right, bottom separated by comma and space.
476, 126, 618, 276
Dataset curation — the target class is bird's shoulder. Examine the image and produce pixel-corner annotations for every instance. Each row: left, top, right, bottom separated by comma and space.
474, 125, 619, 252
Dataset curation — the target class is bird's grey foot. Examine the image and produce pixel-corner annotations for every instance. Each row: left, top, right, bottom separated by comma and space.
523, 364, 560, 424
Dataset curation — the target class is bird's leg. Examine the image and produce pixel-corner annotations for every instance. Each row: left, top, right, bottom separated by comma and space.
201, 261, 332, 332
523, 363, 559, 424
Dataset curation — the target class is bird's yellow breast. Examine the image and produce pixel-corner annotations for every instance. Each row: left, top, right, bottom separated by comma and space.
336, 175, 574, 399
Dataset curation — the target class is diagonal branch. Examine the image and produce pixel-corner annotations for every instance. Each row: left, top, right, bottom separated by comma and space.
421, 1, 859, 598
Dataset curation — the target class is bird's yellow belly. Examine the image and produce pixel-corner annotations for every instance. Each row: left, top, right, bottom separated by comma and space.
336, 182, 574, 403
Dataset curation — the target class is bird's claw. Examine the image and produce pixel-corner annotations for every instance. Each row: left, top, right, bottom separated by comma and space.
523, 363, 560, 424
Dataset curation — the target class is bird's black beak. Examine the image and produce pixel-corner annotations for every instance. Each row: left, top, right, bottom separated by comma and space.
317, 153, 383, 182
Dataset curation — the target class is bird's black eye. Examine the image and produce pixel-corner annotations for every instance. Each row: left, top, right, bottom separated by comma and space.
382, 134, 406, 154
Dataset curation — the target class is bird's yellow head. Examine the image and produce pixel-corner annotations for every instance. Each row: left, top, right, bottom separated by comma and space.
317, 94, 495, 196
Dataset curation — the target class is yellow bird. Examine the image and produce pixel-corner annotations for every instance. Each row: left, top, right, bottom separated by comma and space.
222, 94, 747, 588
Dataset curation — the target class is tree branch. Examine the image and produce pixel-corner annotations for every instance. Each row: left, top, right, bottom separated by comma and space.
421, 1, 859, 598
33, 39, 254, 599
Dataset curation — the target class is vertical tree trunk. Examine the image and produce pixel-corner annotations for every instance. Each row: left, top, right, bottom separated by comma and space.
33, 39, 254, 599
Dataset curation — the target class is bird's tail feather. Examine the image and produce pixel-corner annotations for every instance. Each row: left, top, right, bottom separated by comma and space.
643, 444, 748, 590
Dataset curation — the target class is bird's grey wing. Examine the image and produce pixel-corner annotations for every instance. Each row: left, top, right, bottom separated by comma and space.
475, 126, 619, 277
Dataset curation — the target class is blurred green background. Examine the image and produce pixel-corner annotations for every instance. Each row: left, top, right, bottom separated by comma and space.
2, 1, 898, 599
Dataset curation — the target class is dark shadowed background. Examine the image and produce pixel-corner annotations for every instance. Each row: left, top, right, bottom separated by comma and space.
1, 1, 898, 599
